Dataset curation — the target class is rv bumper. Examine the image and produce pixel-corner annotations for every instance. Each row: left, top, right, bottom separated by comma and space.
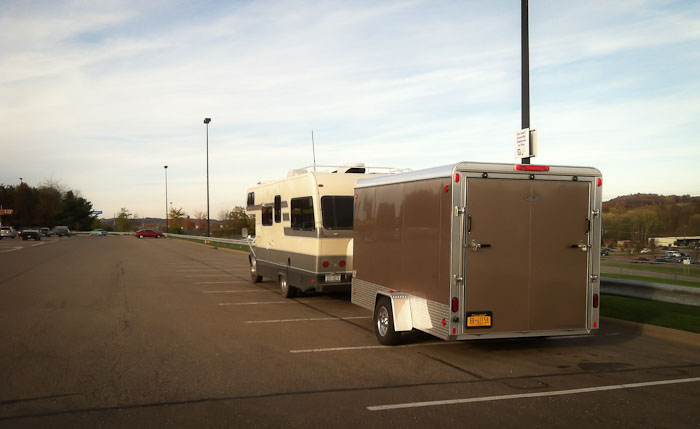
313, 273, 352, 292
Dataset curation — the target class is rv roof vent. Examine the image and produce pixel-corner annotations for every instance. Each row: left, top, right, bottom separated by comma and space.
343, 162, 366, 174
287, 168, 309, 177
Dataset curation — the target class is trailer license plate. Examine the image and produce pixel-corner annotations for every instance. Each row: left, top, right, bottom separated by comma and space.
325, 274, 341, 283
467, 313, 492, 328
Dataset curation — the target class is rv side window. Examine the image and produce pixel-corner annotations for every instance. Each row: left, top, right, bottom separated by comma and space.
291, 197, 314, 230
261, 206, 273, 226
247, 192, 255, 207
274, 195, 281, 223
321, 196, 354, 230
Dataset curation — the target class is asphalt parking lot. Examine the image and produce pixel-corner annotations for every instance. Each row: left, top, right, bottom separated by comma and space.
1, 235, 699, 427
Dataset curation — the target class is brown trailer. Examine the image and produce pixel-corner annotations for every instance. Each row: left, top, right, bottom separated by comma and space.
351, 162, 602, 345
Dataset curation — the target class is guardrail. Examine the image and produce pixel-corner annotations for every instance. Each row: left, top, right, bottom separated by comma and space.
165, 233, 249, 246
601, 277, 700, 307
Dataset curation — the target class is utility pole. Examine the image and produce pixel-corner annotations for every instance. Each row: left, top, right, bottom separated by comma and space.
521, 0, 530, 165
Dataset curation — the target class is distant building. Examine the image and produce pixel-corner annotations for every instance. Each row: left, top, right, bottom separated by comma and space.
648, 236, 700, 247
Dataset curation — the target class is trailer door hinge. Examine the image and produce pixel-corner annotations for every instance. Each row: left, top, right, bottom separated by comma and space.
592, 209, 600, 218
454, 275, 464, 286
590, 274, 599, 282
455, 206, 466, 216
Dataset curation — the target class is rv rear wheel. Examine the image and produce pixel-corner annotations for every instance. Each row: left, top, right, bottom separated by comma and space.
374, 297, 401, 346
249, 258, 262, 283
279, 274, 297, 298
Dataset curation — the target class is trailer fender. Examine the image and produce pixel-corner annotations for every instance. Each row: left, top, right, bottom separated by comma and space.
376, 292, 413, 332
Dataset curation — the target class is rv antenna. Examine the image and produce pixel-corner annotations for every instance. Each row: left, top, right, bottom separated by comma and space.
311, 130, 317, 172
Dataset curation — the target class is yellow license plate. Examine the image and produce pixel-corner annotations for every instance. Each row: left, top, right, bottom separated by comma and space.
467, 314, 492, 328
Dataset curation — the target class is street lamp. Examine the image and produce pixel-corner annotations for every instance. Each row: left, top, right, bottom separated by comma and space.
204, 117, 211, 237
164, 165, 168, 233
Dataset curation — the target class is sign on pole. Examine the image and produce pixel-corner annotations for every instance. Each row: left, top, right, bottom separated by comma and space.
91, 210, 103, 215
515, 128, 537, 159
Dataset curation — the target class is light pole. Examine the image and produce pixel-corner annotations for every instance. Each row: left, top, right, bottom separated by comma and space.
164, 165, 168, 233
204, 117, 211, 237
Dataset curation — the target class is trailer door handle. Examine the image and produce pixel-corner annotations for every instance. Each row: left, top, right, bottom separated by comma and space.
570, 241, 588, 252
471, 240, 491, 252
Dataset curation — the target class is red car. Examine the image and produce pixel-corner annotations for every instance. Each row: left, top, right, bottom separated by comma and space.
135, 229, 164, 238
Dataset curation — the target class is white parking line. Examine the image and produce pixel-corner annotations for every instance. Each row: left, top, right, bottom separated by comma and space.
185, 274, 233, 277
219, 301, 290, 306
246, 316, 372, 324
32, 242, 47, 247
290, 342, 452, 354
0, 246, 23, 253
366, 376, 700, 411
204, 290, 271, 294
193, 281, 250, 285
177, 269, 225, 272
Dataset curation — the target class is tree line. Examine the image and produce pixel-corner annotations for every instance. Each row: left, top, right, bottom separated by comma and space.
110, 206, 254, 237
0, 181, 95, 230
603, 193, 700, 246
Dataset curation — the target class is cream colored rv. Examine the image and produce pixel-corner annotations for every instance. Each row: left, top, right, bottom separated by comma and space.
246, 164, 405, 297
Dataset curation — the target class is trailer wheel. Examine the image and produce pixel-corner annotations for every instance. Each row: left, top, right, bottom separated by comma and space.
374, 297, 401, 345
249, 258, 262, 283
279, 274, 297, 298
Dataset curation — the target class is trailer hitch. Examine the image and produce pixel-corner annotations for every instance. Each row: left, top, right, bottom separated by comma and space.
470, 240, 491, 252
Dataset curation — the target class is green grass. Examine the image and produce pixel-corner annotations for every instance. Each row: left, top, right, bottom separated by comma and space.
601, 295, 700, 334
169, 235, 250, 252
602, 261, 700, 278
602, 273, 700, 288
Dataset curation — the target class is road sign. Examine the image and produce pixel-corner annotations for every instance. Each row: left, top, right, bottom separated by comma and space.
0, 209, 13, 215
91, 211, 103, 215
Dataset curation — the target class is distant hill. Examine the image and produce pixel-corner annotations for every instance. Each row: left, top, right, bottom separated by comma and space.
603, 193, 698, 212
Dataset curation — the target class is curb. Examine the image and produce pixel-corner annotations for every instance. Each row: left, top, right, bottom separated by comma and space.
601, 317, 700, 347
170, 236, 249, 255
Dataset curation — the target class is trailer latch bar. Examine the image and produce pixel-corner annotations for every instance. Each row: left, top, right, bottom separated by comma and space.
470, 240, 491, 252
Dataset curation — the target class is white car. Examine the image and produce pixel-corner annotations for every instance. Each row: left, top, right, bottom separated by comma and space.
0, 226, 17, 239
640, 248, 652, 254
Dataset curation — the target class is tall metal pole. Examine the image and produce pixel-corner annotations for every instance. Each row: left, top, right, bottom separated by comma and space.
521, 0, 531, 165
204, 118, 211, 237
164, 165, 168, 233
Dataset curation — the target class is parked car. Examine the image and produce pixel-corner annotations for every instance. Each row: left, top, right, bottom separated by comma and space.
678, 257, 692, 264
40, 227, 52, 237
664, 251, 681, 258
135, 229, 164, 238
640, 248, 652, 254
653, 257, 674, 263
1, 226, 17, 239
601, 249, 610, 256
90, 229, 108, 236
52, 226, 71, 237
20, 226, 41, 241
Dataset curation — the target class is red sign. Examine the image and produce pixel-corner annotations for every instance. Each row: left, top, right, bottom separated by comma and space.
0, 209, 14, 215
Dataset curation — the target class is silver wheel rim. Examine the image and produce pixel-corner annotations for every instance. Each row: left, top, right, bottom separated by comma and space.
280, 276, 288, 294
250, 260, 257, 279
377, 306, 389, 337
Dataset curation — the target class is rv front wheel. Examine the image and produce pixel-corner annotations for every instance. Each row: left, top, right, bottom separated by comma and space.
374, 297, 401, 345
249, 258, 262, 283
279, 274, 297, 298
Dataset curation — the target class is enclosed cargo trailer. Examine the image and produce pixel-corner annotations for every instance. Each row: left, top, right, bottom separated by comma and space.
351, 162, 602, 345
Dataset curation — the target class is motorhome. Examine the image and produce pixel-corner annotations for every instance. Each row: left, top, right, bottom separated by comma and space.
245, 164, 406, 297
350, 162, 603, 345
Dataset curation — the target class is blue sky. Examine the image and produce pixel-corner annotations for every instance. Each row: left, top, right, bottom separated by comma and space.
1, 0, 699, 218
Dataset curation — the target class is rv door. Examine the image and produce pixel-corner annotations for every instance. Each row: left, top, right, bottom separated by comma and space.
463, 178, 591, 333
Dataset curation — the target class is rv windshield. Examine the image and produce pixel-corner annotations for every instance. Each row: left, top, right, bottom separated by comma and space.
321, 196, 353, 230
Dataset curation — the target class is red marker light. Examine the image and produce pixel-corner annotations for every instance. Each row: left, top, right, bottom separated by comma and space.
455, 173, 460, 182
318, 184, 324, 187
515, 164, 550, 172
593, 293, 599, 308
451, 297, 459, 313
442, 319, 446, 326
322, 261, 329, 268
597, 178, 602, 187
444, 185, 449, 192
339, 260, 345, 267
594, 321, 598, 328
452, 328, 456, 334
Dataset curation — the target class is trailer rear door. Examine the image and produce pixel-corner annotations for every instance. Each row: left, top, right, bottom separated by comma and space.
464, 178, 590, 333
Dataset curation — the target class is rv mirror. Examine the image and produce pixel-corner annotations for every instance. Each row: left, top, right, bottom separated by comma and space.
241, 228, 248, 238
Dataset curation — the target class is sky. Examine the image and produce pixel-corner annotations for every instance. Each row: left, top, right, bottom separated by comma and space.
1, 0, 699, 219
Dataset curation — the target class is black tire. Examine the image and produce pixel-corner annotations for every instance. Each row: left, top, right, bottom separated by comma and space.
374, 297, 401, 346
279, 274, 297, 298
249, 258, 262, 283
